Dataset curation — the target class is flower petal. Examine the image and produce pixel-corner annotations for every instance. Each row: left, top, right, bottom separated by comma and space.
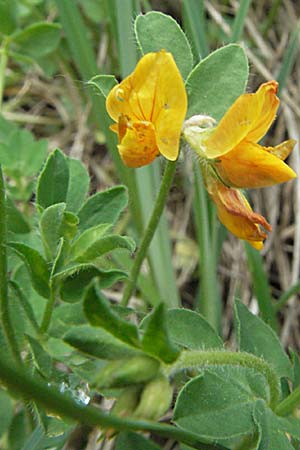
215, 141, 296, 188
117, 120, 159, 168
202, 81, 279, 158
206, 176, 271, 249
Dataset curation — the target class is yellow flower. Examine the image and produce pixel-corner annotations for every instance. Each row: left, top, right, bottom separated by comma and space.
183, 81, 296, 249
206, 175, 272, 250
202, 81, 296, 188
106, 50, 187, 168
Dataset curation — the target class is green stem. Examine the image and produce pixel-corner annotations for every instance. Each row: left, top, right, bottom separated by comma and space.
0, 166, 21, 364
170, 350, 280, 409
0, 355, 228, 450
0, 41, 9, 111
275, 385, 300, 416
40, 284, 57, 333
121, 160, 177, 306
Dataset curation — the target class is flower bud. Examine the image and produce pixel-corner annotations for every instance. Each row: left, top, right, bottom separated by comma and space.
133, 375, 173, 420
94, 355, 160, 389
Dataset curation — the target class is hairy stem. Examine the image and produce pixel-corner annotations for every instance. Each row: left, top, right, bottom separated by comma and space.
0, 166, 21, 364
121, 160, 177, 306
0, 355, 228, 450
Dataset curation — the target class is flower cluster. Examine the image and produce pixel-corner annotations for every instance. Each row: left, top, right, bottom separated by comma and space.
106, 52, 296, 248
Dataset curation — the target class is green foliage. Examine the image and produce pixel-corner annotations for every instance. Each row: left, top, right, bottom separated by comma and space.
0, 4, 300, 450
135, 11, 193, 80
186, 44, 249, 120
84, 280, 140, 347
115, 432, 162, 450
167, 308, 223, 350
141, 303, 180, 363
234, 300, 293, 379
11, 22, 61, 58
174, 366, 269, 440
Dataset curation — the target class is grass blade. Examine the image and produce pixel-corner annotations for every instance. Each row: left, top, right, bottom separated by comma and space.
229, 0, 252, 43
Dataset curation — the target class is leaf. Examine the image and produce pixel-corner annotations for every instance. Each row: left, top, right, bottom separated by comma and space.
60, 266, 127, 303
134, 11, 193, 80
253, 400, 294, 450
0, 389, 13, 438
141, 303, 180, 363
70, 234, 135, 263
39, 203, 66, 259
186, 44, 249, 120
69, 223, 111, 259
174, 366, 269, 440
63, 325, 140, 360
0, 128, 48, 177
27, 335, 53, 378
66, 158, 90, 213
78, 186, 128, 232
167, 308, 223, 350
40, 203, 79, 260
6, 195, 30, 234
84, 281, 139, 347
36, 149, 70, 210
12, 22, 61, 58
115, 432, 162, 450
234, 300, 292, 379
8, 242, 50, 298
8, 410, 27, 450
87, 74, 118, 98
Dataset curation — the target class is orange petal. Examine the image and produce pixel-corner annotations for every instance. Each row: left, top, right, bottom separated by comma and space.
216, 141, 296, 188
106, 51, 187, 163
203, 81, 279, 158
207, 177, 271, 248
117, 120, 159, 168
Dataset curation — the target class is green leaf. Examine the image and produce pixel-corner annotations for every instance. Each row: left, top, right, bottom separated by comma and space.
12, 22, 61, 58
87, 74, 117, 98
36, 149, 70, 210
186, 44, 249, 120
40, 203, 79, 260
78, 186, 128, 232
66, 158, 90, 213
64, 325, 140, 360
8, 410, 27, 450
134, 11, 193, 80
234, 300, 292, 379
8, 242, 50, 298
0, 128, 48, 177
70, 233, 135, 263
167, 308, 223, 350
253, 400, 294, 450
174, 366, 269, 440
69, 223, 111, 259
0, 0, 17, 35
0, 389, 13, 438
141, 303, 180, 363
27, 335, 53, 378
84, 281, 139, 347
6, 195, 30, 234
60, 266, 127, 303
115, 432, 162, 450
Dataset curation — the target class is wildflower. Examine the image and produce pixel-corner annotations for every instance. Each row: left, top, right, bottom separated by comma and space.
106, 50, 187, 168
184, 81, 296, 249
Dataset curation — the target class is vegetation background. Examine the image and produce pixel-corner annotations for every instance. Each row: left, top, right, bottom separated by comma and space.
1, 0, 300, 449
